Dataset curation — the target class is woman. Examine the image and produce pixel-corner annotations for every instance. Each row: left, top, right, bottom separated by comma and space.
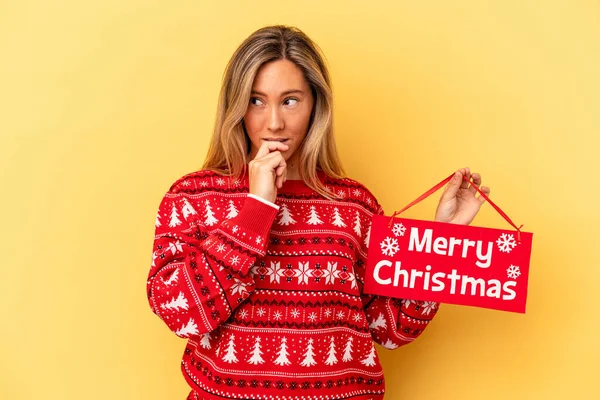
146, 25, 489, 400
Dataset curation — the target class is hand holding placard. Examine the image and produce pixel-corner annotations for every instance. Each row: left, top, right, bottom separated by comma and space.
363, 172, 533, 313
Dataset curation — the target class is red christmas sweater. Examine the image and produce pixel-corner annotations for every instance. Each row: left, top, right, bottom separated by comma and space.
146, 168, 440, 400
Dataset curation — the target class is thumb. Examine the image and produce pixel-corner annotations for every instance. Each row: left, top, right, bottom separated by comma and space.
440, 172, 462, 201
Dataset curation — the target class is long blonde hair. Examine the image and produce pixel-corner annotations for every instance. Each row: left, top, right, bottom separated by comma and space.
201, 25, 346, 200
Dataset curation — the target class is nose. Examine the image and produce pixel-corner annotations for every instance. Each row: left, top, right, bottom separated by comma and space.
267, 105, 284, 131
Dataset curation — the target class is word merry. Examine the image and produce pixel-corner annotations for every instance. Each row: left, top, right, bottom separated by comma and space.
408, 227, 493, 268
373, 260, 516, 300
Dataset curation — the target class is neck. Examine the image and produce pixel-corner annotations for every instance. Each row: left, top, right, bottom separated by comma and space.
286, 157, 301, 180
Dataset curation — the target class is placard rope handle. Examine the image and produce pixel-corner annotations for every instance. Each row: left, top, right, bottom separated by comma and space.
387, 173, 524, 243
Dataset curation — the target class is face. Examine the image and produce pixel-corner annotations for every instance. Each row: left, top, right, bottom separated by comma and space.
244, 59, 315, 165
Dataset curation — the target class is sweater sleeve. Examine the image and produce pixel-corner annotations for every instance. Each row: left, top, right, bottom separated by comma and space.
146, 178, 279, 340
356, 201, 440, 350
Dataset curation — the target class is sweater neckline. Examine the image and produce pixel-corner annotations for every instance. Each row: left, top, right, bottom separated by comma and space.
242, 168, 327, 194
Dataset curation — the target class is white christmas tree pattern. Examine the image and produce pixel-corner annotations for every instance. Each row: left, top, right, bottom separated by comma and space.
353, 211, 362, 237
225, 200, 239, 219
300, 338, 317, 367
507, 265, 521, 279
324, 336, 338, 365
203, 200, 218, 226
392, 223, 406, 237
496, 233, 517, 253
200, 332, 212, 349
273, 337, 291, 366
160, 291, 189, 311
222, 334, 238, 363
155, 213, 162, 228
181, 198, 198, 220
381, 339, 398, 350
361, 344, 377, 367
169, 203, 182, 227
247, 337, 265, 365
364, 222, 371, 248
306, 205, 323, 225
380, 237, 400, 257
342, 336, 354, 362
175, 318, 199, 338
331, 207, 347, 227
161, 268, 179, 285
368, 313, 387, 331
277, 203, 296, 225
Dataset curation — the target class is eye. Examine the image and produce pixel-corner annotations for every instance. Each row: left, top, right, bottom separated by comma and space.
250, 97, 264, 106
284, 97, 299, 106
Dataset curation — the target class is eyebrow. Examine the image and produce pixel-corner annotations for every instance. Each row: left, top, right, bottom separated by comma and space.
251, 89, 305, 96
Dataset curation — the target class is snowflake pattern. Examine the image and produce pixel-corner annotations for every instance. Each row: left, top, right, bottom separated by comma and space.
401, 299, 415, 309
421, 301, 437, 315
392, 223, 406, 237
507, 265, 521, 279
352, 189, 362, 196
216, 243, 226, 252
256, 307, 266, 317
293, 261, 312, 285
380, 237, 400, 257
216, 178, 225, 185
239, 309, 249, 319
496, 233, 517, 253
230, 278, 249, 296
307, 312, 317, 322
352, 313, 363, 322
290, 308, 300, 318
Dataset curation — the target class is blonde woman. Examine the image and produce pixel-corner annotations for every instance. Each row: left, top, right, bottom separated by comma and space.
147, 25, 489, 400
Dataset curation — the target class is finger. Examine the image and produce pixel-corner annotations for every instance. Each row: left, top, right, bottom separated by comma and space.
469, 173, 481, 195
441, 171, 462, 200
255, 140, 289, 159
459, 167, 470, 189
478, 186, 490, 204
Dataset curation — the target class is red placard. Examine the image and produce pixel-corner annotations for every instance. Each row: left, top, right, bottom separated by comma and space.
363, 173, 533, 313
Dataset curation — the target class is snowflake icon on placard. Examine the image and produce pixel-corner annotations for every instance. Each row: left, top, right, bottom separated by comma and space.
380, 237, 400, 257
507, 265, 521, 279
496, 233, 517, 253
392, 223, 406, 237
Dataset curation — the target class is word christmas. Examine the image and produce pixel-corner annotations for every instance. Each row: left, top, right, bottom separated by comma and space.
363, 216, 533, 313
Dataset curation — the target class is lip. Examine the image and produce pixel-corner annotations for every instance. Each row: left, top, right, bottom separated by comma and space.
263, 138, 289, 142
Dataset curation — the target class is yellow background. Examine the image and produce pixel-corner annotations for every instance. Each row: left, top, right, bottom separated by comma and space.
1, 1, 598, 399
